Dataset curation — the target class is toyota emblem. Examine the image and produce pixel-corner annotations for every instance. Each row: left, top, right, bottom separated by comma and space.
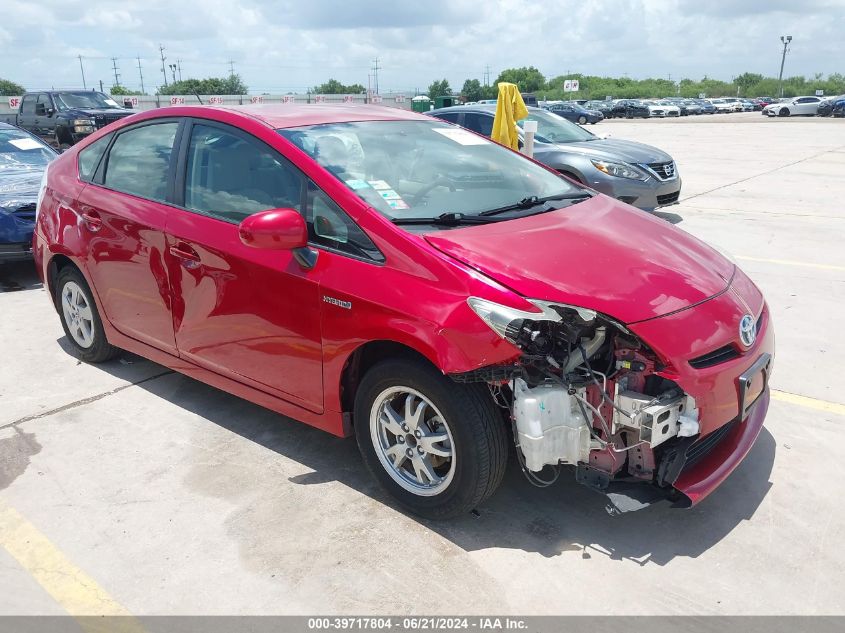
739, 314, 756, 348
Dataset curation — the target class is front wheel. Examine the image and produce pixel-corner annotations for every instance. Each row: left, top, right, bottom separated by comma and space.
354, 358, 508, 519
779, 108, 790, 117
56, 267, 118, 363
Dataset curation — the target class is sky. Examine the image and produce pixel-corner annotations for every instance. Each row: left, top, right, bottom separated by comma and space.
2, 0, 844, 94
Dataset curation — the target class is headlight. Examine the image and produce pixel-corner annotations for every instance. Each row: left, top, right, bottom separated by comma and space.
590, 159, 647, 181
72, 118, 95, 134
467, 297, 597, 341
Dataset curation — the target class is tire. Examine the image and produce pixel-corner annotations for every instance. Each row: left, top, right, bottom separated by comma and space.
56, 266, 118, 363
578, 115, 587, 125
354, 358, 508, 519
779, 108, 790, 117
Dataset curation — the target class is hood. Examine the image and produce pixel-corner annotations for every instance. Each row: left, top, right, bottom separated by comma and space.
0, 164, 46, 212
540, 138, 672, 164
424, 195, 734, 324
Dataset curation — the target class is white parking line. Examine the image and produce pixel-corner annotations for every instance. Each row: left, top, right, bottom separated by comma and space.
736, 255, 845, 272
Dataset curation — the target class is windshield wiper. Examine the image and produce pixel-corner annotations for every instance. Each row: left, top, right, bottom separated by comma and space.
391, 212, 508, 227
478, 191, 594, 217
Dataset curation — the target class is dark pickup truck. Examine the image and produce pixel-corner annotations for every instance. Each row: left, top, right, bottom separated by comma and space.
0, 90, 134, 148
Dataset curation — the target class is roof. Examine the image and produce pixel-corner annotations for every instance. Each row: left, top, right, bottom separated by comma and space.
205, 104, 428, 129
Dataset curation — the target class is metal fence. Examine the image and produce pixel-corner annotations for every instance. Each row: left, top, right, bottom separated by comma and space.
1, 92, 415, 115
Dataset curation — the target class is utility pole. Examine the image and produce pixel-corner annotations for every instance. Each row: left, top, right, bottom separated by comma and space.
228, 60, 235, 79
137, 56, 145, 94
778, 35, 792, 98
99, 79, 104, 92
77, 55, 87, 89
484, 65, 491, 87
372, 57, 381, 95
176, 59, 183, 82
159, 44, 168, 87
169, 64, 177, 84
111, 57, 121, 87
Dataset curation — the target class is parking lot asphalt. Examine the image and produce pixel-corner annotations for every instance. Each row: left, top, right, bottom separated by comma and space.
1, 112, 843, 616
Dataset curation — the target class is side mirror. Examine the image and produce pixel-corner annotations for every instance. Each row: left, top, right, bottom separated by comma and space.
238, 208, 307, 251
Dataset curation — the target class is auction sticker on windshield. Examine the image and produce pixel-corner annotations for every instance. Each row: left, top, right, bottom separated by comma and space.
432, 127, 489, 145
8, 138, 43, 151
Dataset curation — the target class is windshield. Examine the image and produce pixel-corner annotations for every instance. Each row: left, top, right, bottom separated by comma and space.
0, 129, 56, 169
279, 120, 581, 221
517, 110, 596, 144
55, 92, 121, 110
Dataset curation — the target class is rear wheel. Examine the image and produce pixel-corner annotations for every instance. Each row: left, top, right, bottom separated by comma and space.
56, 267, 118, 363
354, 358, 508, 519
578, 115, 587, 124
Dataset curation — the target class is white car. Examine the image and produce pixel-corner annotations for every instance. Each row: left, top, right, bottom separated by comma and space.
647, 101, 680, 117
763, 96, 823, 117
721, 98, 745, 112
707, 99, 734, 113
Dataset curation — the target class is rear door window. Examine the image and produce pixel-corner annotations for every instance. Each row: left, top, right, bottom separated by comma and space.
104, 122, 179, 202
20, 95, 36, 115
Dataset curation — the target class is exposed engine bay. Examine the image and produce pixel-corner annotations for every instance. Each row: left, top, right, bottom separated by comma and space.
455, 301, 703, 513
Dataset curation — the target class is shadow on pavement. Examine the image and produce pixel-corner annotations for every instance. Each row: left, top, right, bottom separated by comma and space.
0, 260, 42, 292
92, 363, 776, 566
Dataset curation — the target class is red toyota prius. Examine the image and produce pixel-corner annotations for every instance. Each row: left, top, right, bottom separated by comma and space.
33, 105, 774, 518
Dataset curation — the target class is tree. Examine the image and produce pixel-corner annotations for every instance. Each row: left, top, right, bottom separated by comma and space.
109, 85, 144, 96
0, 78, 25, 96
734, 72, 764, 96
313, 79, 366, 94
157, 75, 248, 95
495, 66, 545, 93
461, 79, 484, 102
427, 79, 452, 98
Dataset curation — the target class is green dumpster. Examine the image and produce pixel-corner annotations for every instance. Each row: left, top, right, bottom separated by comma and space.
411, 95, 431, 113
434, 95, 460, 109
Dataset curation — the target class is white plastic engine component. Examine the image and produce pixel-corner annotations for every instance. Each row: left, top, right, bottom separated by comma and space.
513, 379, 591, 472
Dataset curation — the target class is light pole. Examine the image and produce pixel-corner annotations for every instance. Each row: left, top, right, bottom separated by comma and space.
778, 35, 792, 98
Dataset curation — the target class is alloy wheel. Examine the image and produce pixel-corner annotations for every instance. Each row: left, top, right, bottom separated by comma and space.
61, 281, 95, 348
370, 387, 455, 496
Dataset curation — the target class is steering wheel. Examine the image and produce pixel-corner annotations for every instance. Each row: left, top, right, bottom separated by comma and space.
408, 175, 455, 206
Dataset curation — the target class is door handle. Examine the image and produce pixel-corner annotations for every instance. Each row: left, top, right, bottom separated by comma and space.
80, 209, 102, 232
169, 243, 201, 269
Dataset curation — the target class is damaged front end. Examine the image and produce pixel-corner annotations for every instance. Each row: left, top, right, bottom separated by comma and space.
453, 297, 733, 515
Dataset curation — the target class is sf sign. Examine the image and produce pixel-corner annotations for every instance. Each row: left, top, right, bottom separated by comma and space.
8, 97, 21, 109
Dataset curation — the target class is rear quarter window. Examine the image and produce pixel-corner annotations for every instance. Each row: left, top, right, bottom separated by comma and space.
78, 134, 112, 182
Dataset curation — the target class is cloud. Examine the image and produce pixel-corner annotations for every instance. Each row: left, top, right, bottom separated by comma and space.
2, 0, 843, 94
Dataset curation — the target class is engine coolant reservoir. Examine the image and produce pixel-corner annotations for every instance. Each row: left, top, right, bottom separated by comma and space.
513, 378, 590, 472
